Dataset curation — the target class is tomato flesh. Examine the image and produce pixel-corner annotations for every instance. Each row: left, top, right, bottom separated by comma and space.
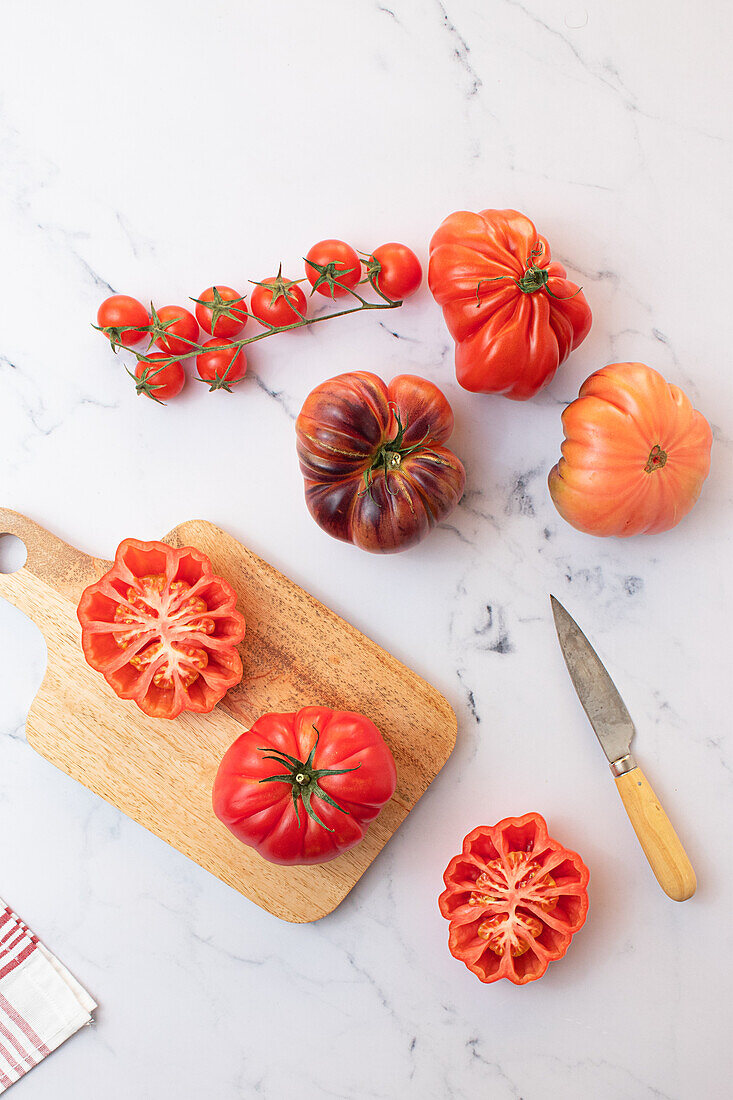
439, 813, 589, 985
77, 539, 246, 719
468, 853, 557, 958
112, 575, 216, 689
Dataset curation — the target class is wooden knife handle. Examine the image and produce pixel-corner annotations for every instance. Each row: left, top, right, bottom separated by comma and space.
614, 766, 696, 901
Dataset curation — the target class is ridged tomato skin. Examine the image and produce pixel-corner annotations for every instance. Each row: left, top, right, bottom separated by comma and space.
439, 813, 590, 985
296, 372, 466, 553
428, 208, 592, 400
212, 706, 397, 865
548, 362, 713, 537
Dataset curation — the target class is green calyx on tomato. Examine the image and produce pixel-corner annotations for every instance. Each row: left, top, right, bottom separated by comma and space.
304, 256, 359, 298
363, 407, 428, 497
257, 727, 360, 831
147, 304, 179, 348
250, 264, 306, 317
127, 359, 179, 404
191, 287, 248, 334
476, 244, 582, 303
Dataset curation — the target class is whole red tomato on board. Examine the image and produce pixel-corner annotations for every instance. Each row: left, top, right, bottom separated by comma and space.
213, 706, 397, 865
133, 354, 186, 402
296, 372, 466, 553
429, 208, 592, 399
153, 305, 200, 356
196, 339, 247, 391
305, 239, 361, 298
367, 243, 422, 299
77, 539, 246, 720
439, 813, 589, 985
548, 362, 713, 537
194, 286, 249, 338
97, 295, 150, 348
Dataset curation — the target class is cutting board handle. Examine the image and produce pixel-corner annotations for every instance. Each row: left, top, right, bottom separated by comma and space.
615, 766, 696, 901
0, 508, 103, 613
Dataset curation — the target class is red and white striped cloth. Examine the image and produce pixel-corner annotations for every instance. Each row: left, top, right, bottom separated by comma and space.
0, 900, 95, 1093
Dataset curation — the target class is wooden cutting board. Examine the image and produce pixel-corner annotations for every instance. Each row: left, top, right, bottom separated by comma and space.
0, 508, 456, 923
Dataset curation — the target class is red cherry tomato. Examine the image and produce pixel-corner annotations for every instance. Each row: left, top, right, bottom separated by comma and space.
196, 339, 247, 392
154, 305, 200, 356
368, 243, 422, 300
305, 240, 361, 298
250, 275, 308, 327
133, 353, 186, 402
97, 295, 150, 348
194, 286, 249, 338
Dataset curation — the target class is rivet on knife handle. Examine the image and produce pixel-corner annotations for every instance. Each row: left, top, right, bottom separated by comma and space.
613, 765, 696, 902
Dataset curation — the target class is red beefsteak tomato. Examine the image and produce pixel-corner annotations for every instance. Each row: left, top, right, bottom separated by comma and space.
428, 208, 592, 399
77, 539, 246, 719
212, 706, 397, 865
548, 362, 713, 537
296, 372, 466, 553
439, 813, 590, 985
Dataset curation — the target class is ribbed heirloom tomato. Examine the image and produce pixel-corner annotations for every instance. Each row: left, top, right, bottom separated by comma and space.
429, 208, 592, 399
77, 539, 246, 719
213, 706, 397, 865
548, 362, 713, 536
439, 813, 590, 985
296, 372, 466, 553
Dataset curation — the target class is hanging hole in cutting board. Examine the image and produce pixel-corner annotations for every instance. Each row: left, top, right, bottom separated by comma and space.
0, 534, 27, 573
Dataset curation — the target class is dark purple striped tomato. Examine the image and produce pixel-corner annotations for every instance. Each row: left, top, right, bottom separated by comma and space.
295, 372, 465, 553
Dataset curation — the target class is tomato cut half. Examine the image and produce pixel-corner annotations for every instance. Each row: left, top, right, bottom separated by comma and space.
77, 539, 246, 719
439, 813, 589, 985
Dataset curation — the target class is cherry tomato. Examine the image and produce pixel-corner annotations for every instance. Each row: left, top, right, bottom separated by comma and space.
153, 305, 200, 356
250, 274, 308, 327
133, 353, 186, 402
368, 243, 422, 300
305, 240, 361, 298
196, 338, 247, 392
194, 286, 249, 338
97, 295, 150, 348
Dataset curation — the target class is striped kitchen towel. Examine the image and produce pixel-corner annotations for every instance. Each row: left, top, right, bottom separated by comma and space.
0, 899, 96, 1093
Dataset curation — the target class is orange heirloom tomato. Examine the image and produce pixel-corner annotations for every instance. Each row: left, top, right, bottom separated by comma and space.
296, 372, 466, 553
548, 362, 713, 537
439, 813, 589, 985
77, 539, 245, 719
428, 208, 592, 399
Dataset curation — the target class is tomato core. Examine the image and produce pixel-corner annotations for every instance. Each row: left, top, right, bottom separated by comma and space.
113, 574, 216, 689
645, 444, 668, 473
467, 851, 558, 958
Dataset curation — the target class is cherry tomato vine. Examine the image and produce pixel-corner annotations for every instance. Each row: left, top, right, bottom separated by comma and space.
95, 241, 422, 404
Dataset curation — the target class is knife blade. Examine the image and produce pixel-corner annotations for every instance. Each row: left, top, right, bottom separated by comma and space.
550, 595, 696, 902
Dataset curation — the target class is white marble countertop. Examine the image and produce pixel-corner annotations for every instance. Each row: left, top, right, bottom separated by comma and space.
1, 2, 731, 1097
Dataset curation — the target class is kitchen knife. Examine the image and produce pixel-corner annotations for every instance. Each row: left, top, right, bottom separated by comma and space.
550, 595, 696, 902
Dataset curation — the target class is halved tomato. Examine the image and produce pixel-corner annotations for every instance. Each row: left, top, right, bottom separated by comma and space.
77, 539, 246, 719
439, 813, 589, 985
